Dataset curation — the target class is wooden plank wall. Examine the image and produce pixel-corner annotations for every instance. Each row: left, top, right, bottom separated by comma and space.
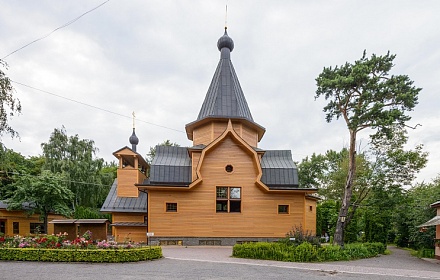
241, 124, 258, 147
117, 169, 140, 197
304, 198, 317, 234
191, 152, 201, 181
112, 213, 147, 242
149, 135, 311, 238
193, 121, 258, 148
114, 227, 147, 243
193, 123, 212, 146
0, 210, 65, 236
112, 213, 145, 223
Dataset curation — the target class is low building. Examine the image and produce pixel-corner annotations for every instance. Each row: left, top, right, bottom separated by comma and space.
0, 201, 64, 236
49, 219, 110, 241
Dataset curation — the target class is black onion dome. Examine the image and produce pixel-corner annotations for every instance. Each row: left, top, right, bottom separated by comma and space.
217, 28, 234, 52
129, 128, 139, 145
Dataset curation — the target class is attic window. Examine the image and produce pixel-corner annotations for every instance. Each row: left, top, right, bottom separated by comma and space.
225, 165, 233, 173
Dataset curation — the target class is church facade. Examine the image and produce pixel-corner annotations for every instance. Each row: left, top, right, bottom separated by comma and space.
101, 28, 317, 245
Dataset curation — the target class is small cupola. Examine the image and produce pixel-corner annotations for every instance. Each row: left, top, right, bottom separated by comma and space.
129, 112, 139, 152
129, 128, 139, 152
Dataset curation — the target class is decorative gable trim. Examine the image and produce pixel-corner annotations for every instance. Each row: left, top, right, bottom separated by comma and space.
189, 119, 269, 192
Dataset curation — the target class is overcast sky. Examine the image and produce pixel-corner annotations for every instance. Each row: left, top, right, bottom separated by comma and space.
1, 0, 439, 184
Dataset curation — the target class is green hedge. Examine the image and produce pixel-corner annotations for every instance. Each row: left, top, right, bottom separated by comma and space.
232, 242, 386, 262
0, 247, 162, 262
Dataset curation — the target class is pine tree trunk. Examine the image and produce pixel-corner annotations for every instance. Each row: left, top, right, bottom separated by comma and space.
334, 130, 357, 246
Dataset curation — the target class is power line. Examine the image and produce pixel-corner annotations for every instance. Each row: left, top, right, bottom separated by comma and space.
0, 171, 112, 187
11, 80, 185, 133
2, 0, 110, 60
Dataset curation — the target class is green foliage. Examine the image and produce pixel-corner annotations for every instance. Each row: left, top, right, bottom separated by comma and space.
316, 200, 338, 238
0, 145, 44, 200
282, 224, 321, 247
394, 178, 440, 249
0, 247, 162, 262
315, 50, 422, 245
73, 205, 111, 220
315, 51, 420, 133
416, 248, 435, 259
41, 126, 115, 209
232, 242, 386, 262
0, 59, 21, 139
6, 170, 74, 232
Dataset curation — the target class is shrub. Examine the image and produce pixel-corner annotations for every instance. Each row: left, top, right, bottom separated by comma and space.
233, 242, 386, 262
281, 224, 321, 247
0, 247, 162, 262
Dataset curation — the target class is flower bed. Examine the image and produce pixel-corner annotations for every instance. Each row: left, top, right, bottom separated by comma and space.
0, 231, 162, 262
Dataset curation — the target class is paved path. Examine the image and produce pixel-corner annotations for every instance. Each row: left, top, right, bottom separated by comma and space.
162, 246, 440, 279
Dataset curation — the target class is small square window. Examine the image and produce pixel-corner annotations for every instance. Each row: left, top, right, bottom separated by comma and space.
166, 203, 177, 212
278, 205, 289, 214
309, 206, 313, 211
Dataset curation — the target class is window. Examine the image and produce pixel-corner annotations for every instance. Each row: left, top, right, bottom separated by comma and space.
30, 223, 45, 234
225, 165, 233, 173
166, 203, 177, 212
309, 206, 313, 211
216, 187, 241, 213
13, 222, 19, 234
278, 205, 289, 214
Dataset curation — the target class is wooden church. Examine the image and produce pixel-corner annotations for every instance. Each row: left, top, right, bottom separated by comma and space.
101, 28, 318, 245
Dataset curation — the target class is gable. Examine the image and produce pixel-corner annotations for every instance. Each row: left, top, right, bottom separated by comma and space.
199, 135, 258, 185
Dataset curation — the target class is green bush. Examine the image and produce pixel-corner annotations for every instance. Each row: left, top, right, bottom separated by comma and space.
416, 248, 434, 259
0, 247, 162, 262
233, 242, 386, 262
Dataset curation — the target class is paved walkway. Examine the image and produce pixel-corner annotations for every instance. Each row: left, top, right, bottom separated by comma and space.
162, 246, 440, 279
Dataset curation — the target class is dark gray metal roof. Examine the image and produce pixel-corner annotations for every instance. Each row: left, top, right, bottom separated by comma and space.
49, 219, 109, 224
146, 146, 192, 185
261, 150, 300, 188
100, 179, 148, 213
0, 201, 34, 210
196, 30, 254, 123
111, 222, 148, 227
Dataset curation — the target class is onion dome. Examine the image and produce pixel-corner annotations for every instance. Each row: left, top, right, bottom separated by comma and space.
217, 27, 234, 52
129, 128, 139, 151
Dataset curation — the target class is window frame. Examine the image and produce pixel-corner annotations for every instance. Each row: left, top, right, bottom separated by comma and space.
13, 222, 19, 235
29, 223, 45, 234
166, 202, 178, 213
216, 186, 241, 213
278, 204, 290, 214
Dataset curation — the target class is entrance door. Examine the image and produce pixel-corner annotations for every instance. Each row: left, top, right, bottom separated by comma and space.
0, 220, 6, 235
